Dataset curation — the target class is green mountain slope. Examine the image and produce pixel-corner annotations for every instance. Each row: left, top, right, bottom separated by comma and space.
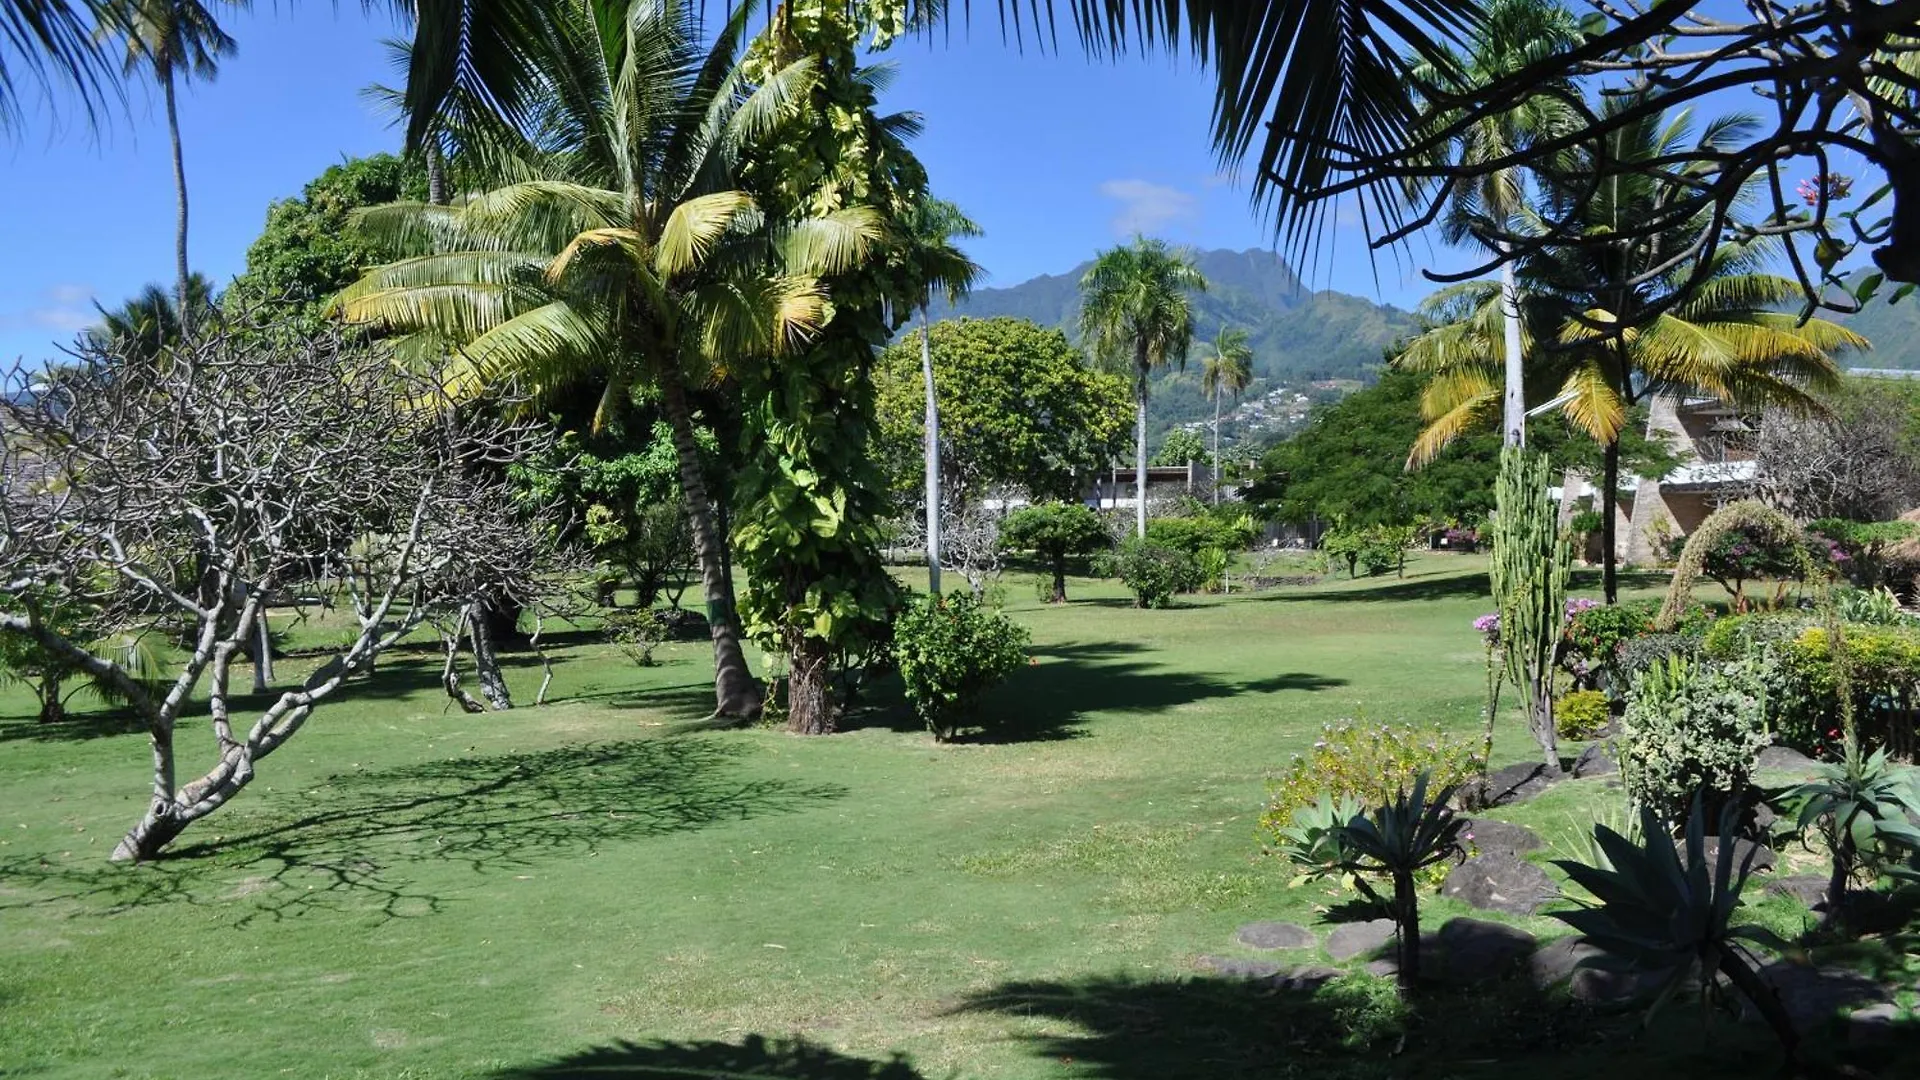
1835, 292, 1920, 369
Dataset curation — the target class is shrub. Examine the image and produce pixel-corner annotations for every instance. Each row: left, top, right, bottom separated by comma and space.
1615, 633, 1703, 683
1568, 509, 1604, 536
1620, 656, 1770, 820
1322, 525, 1409, 578
1261, 721, 1484, 837
604, 608, 668, 667
1000, 502, 1112, 603
1144, 512, 1256, 556
1556, 689, 1611, 740
1703, 615, 1920, 755
1195, 546, 1231, 593
1562, 600, 1656, 687
1664, 520, 1822, 610
1114, 538, 1202, 608
1835, 585, 1908, 625
891, 592, 1031, 742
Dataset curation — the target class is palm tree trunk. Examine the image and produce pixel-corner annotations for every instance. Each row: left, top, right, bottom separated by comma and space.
921, 309, 941, 595
1499, 249, 1525, 447
426, 143, 449, 206
1135, 350, 1150, 538
661, 372, 762, 719
163, 64, 191, 336
1602, 436, 1620, 604
1212, 386, 1222, 505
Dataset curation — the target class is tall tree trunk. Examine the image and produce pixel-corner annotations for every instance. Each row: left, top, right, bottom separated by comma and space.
922, 309, 941, 595
36, 673, 64, 724
468, 599, 512, 710
163, 65, 192, 336
1135, 355, 1150, 539
112, 718, 180, 862
661, 373, 762, 719
1212, 385, 1222, 504
426, 143, 449, 206
1499, 245, 1525, 448
785, 633, 834, 735
1051, 552, 1068, 604
1602, 436, 1621, 604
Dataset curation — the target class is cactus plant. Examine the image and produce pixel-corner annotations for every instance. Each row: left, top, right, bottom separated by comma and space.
1490, 447, 1572, 773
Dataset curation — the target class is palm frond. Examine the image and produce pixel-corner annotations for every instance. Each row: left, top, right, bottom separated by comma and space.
655, 190, 756, 278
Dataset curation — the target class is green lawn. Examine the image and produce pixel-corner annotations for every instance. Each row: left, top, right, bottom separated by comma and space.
1, 555, 1912, 1079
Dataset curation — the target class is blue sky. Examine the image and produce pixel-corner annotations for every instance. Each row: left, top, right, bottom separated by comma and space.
0, 7, 1444, 364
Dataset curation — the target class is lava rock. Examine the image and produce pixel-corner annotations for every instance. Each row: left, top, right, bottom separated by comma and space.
1325, 919, 1398, 961
1764, 875, 1829, 910
1462, 818, 1543, 857
1570, 965, 1671, 1004
1364, 958, 1401, 980
1433, 917, 1537, 984
1572, 743, 1619, 778
1236, 921, 1314, 951
1529, 937, 1599, 989
1442, 852, 1557, 916
1750, 962, 1890, 1031
1754, 746, 1818, 776
1195, 955, 1284, 980
1692, 836, 1778, 874
1467, 762, 1561, 808
1275, 965, 1343, 991
1848, 1002, 1905, 1046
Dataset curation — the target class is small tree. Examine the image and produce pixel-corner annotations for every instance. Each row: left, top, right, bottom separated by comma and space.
0, 320, 566, 861
892, 593, 1030, 742
1151, 427, 1207, 467
1490, 447, 1571, 773
1000, 503, 1111, 603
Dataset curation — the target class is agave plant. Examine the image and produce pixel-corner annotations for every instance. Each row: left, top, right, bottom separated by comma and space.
1269, 792, 1366, 887
1552, 799, 1799, 1059
1332, 773, 1466, 991
1782, 738, 1920, 927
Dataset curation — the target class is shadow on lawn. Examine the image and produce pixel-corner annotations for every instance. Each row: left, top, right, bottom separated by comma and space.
0, 736, 844, 924
953, 971, 1920, 1080
487, 1035, 925, 1080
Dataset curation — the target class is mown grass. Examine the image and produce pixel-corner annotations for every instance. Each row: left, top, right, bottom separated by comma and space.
1, 554, 1915, 1079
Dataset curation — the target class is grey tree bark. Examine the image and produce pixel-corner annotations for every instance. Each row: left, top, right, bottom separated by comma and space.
163, 64, 192, 335
921, 310, 942, 594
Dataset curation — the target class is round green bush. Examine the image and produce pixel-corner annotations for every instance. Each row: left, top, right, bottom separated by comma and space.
1114, 538, 1202, 608
1555, 689, 1611, 740
1620, 656, 1770, 821
892, 592, 1031, 742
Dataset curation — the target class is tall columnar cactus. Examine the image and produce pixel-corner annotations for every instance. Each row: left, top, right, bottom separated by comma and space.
1491, 447, 1572, 773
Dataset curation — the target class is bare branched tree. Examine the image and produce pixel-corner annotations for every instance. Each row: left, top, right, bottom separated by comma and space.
0, 319, 570, 861
1753, 390, 1920, 521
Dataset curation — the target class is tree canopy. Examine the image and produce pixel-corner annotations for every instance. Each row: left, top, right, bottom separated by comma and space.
875, 317, 1131, 505
225, 153, 426, 321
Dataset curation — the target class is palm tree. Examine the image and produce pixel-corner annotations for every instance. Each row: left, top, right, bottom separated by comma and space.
336, 0, 867, 720
1398, 105, 1864, 602
897, 196, 982, 595
1079, 237, 1207, 537
1407, 0, 1578, 448
1199, 326, 1252, 503
87, 271, 213, 360
103, 0, 237, 335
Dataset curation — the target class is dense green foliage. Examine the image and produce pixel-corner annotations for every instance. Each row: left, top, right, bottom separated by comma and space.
225, 154, 426, 321
1321, 524, 1411, 578
1261, 721, 1483, 839
1619, 656, 1770, 820
1111, 538, 1201, 608
1562, 600, 1655, 689
891, 592, 1032, 742
999, 502, 1112, 603
1152, 427, 1207, 466
1143, 512, 1256, 558
874, 318, 1130, 503
1553, 689, 1610, 740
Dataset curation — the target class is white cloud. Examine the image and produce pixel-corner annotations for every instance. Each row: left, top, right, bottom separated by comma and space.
1098, 179, 1198, 237
0, 283, 96, 333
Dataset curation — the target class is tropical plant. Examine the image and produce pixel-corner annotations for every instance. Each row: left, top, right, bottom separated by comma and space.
1834, 585, 1908, 626
1553, 800, 1799, 1059
1151, 427, 1208, 467
1113, 537, 1199, 609
1330, 773, 1467, 992
1490, 447, 1570, 771
891, 591, 1030, 742
336, 0, 854, 720
999, 502, 1111, 604
1620, 654, 1771, 821
1657, 502, 1822, 630
898, 196, 983, 595
1078, 237, 1207, 538
1554, 689, 1610, 740
1405, 0, 1578, 449
1782, 739, 1920, 927
87, 272, 215, 361
1396, 103, 1861, 602
1262, 721, 1483, 836
1198, 325, 1252, 498
1267, 792, 1366, 886
101, 0, 238, 334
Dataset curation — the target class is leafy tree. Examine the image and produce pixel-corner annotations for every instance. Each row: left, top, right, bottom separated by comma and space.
875, 317, 1131, 507
339, 0, 846, 721
1000, 502, 1111, 603
224, 153, 426, 322
1151, 427, 1207, 466
102, 0, 238, 333
1398, 102, 1863, 601
1079, 237, 1207, 538
1198, 325, 1252, 497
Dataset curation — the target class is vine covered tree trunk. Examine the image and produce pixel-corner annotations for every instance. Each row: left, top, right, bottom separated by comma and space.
785, 634, 835, 735
661, 374, 762, 719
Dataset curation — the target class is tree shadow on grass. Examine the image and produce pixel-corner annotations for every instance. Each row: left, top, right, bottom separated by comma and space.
485, 1035, 925, 1080
953, 970, 1920, 1080
1258, 570, 1494, 604
0, 736, 844, 924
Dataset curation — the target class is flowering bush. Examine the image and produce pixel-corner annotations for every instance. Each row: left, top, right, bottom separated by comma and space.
1473, 612, 1501, 649
1554, 689, 1611, 740
1665, 522, 1822, 610
1261, 722, 1483, 842
1796, 172, 1854, 207
1561, 600, 1655, 689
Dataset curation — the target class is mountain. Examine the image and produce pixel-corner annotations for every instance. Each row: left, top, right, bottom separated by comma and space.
1834, 291, 1920, 370
927, 248, 1419, 438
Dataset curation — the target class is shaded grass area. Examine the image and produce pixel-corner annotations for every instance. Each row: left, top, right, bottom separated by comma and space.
7, 555, 1912, 1078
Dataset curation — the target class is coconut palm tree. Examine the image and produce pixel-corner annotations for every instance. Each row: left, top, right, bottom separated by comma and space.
1079, 238, 1207, 537
1407, 0, 1578, 448
1199, 326, 1252, 502
87, 271, 213, 360
1398, 105, 1864, 602
102, 0, 238, 335
897, 196, 982, 595
335, 0, 872, 720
